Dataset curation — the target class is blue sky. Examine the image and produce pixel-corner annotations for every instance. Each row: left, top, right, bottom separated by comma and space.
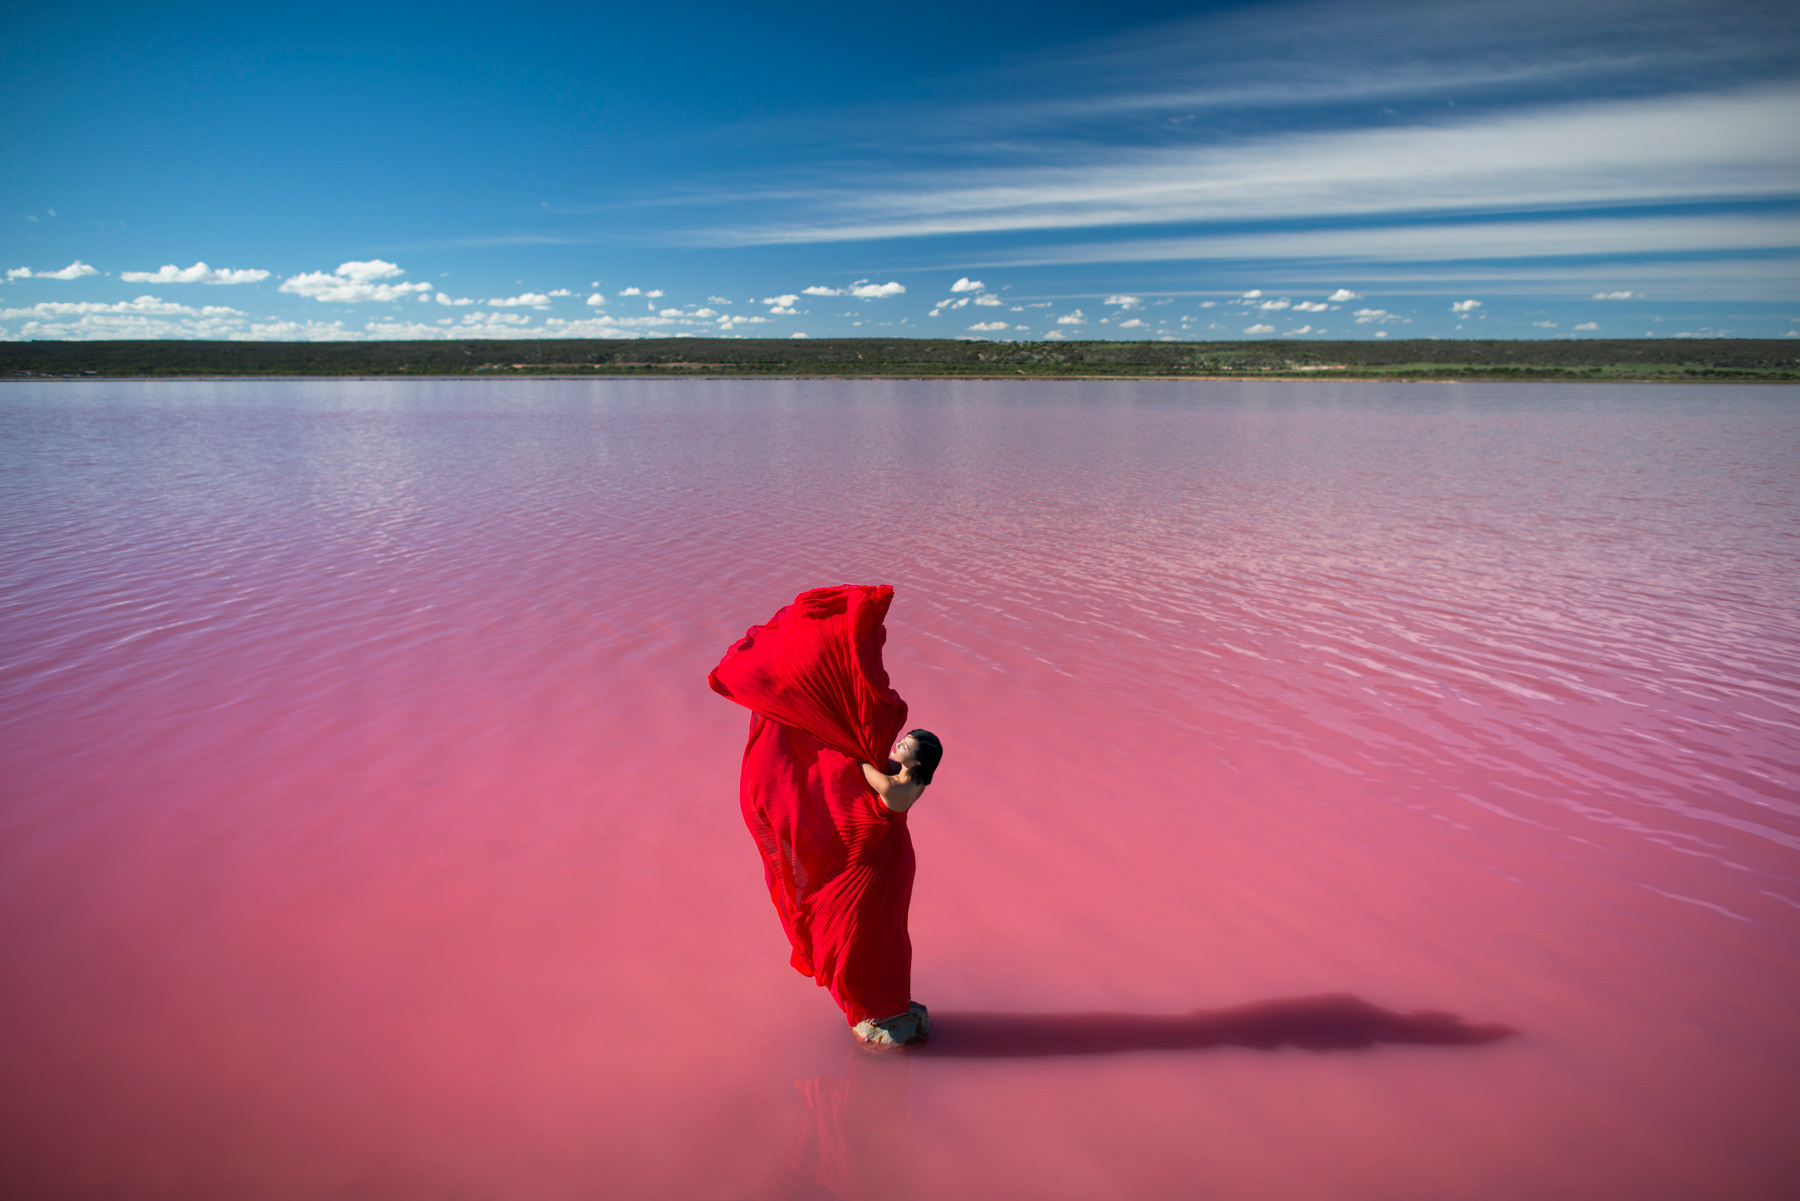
3, 0, 1796, 342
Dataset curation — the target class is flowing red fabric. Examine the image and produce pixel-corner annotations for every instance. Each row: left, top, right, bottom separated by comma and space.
708, 585, 914, 1026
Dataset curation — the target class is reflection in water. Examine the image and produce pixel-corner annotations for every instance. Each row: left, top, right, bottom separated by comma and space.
762, 1049, 918, 1201
920, 994, 1514, 1058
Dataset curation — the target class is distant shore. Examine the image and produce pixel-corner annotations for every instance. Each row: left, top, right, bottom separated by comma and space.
3, 337, 1796, 383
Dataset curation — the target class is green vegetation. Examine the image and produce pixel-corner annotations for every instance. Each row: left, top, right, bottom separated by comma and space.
3, 338, 1797, 381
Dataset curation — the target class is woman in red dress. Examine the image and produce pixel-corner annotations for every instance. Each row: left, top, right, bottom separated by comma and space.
709, 585, 944, 1047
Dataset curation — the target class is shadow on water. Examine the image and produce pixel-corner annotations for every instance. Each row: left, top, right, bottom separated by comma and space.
756, 996, 1511, 1199
917, 993, 1517, 1059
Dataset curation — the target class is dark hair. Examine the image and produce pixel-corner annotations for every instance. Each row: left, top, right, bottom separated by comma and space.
905, 729, 943, 785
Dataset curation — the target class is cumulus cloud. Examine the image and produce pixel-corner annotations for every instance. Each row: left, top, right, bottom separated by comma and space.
1, 295, 238, 319
1244, 323, 1276, 334
487, 293, 552, 308
1353, 308, 1406, 324
1450, 298, 1483, 313
7, 261, 99, 281
1531, 320, 1557, 327
1241, 290, 1263, 298
281, 260, 431, 303
950, 277, 983, 292
0, 295, 246, 340
790, 331, 808, 338
434, 293, 475, 306
707, 295, 732, 305
802, 285, 843, 296
1593, 290, 1640, 299
1044, 330, 1066, 340
548, 288, 571, 297
120, 262, 271, 285
762, 293, 800, 314
1328, 289, 1361, 302
1284, 325, 1315, 336
1292, 301, 1329, 312
972, 292, 1002, 306
1118, 317, 1146, 328
618, 287, 645, 296
968, 321, 1010, 331
586, 292, 607, 306
1103, 294, 1142, 308
1573, 321, 1600, 330
1259, 298, 1291, 310
849, 280, 905, 298
1056, 309, 1086, 324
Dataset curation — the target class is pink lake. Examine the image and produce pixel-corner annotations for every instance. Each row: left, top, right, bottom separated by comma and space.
1, 378, 1797, 1200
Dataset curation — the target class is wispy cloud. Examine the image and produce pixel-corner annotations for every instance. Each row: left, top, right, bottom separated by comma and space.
703, 86, 1800, 246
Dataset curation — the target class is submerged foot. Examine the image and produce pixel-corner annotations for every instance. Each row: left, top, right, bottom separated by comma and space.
854, 1003, 930, 1048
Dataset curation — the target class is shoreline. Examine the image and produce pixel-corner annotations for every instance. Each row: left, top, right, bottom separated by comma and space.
6, 372, 1795, 385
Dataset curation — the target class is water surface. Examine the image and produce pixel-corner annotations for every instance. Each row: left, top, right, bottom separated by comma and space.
2, 378, 1796, 1199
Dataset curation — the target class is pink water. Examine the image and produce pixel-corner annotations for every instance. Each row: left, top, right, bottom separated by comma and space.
2, 379, 1796, 1200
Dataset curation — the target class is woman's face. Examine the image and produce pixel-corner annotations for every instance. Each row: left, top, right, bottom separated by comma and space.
891, 735, 920, 774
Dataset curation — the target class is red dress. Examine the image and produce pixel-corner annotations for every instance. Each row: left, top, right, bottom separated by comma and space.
709, 585, 915, 1026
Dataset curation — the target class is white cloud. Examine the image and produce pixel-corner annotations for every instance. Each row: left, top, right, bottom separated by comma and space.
1056, 309, 1086, 324
1, 295, 232, 319
1573, 321, 1600, 330
1375, 330, 1388, 338
707, 295, 732, 304
1199, 300, 1217, 307
1103, 294, 1142, 308
1531, 320, 1557, 327
1241, 290, 1263, 298
972, 292, 1002, 305
1353, 308, 1406, 324
0, 295, 248, 340
720, 86, 1800, 245
1328, 289, 1361, 301
435, 293, 475, 306
646, 289, 664, 298
762, 293, 800, 314
1244, 323, 1276, 334
487, 293, 552, 308
1592, 290, 1640, 299
1291, 301, 1329, 312
659, 308, 684, 317
1044, 330, 1066, 340
802, 285, 843, 296
120, 262, 271, 285
1259, 298, 1291, 310
1118, 317, 1146, 328
548, 288, 571, 297
790, 331, 808, 338
281, 260, 430, 303
849, 280, 905, 298
1284, 325, 1315, 335
6, 261, 99, 281
586, 292, 606, 306
1450, 298, 1483, 313
968, 321, 1010, 331
618, 287, 643, 296
950, 277, 983, 292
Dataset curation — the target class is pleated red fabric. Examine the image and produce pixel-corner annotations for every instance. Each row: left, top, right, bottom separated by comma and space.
709, 585, 915, 1026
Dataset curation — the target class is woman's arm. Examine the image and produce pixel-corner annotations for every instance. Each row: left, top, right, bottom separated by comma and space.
861, 761, 924, 813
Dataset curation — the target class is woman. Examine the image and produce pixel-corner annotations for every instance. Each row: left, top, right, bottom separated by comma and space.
709, 586, 944, 1048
